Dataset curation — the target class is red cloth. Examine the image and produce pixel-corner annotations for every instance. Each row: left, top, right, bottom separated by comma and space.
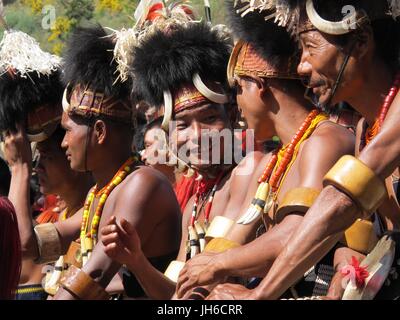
174, 175, 199, 213
35, 195, 60, 224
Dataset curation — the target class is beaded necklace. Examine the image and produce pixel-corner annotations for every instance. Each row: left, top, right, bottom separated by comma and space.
190, 171, 225, 228
187, 170, 227, 259
237, 109, 328, 225
80, 155, 139, 265
365, 72, 400, 146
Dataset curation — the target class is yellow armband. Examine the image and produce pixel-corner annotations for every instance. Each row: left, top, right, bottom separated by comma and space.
323, 156, 386, 214
204, 237, 240, 253
275, 187, 320, 223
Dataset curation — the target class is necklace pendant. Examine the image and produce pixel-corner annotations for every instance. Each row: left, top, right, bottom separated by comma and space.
263, 189, 275, 214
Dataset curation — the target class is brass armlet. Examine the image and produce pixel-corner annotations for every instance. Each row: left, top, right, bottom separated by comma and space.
164, 260, 185, 283
34, 223, 62, 264
204, 237, 240, 253
275, 187, 320, 223
340, 219, 379, 254
59, 265, 110, 300
323, 155, 386, 214
205, 216, 234, 241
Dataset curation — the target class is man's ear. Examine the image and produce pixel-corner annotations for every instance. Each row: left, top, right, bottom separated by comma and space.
255, 76, 268, 99
93, 120, 107, 145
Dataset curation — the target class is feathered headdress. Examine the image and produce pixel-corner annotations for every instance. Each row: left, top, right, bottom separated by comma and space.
131, 22, 231, 109
227, 0, 297, 66
112, 1, 197, 84
62, 25, 134, 125
234, 0, 400, 36
0, 6, 63, 141
227, 0, 300, 85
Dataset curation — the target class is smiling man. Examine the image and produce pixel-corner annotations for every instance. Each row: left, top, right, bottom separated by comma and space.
100, 20, 267, 299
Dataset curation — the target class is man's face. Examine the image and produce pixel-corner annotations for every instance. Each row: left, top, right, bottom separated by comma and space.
235, 75, 272, 141
61, 112, 90, 172
142, 126, 167, 166
297, 30, 362, 107
36, 135, 72, 195
170, 103, 231, 171
142, 126, 175, 178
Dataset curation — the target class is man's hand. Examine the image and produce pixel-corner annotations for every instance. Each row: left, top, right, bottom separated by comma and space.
176, 251, 226, 299
206, 283, 255, 300
3, 125, 32, 169
101, 216, 143, 271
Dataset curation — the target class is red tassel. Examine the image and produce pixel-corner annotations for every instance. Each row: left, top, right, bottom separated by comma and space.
0, 197, 22, 300
341, 256, 369, 289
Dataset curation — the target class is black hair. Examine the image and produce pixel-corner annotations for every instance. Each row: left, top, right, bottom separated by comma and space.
131, 22, 232, 108
0, 70, 63, 132
63, 25, 131, 100
0, 158, 10, 196
226, 0, 298, 67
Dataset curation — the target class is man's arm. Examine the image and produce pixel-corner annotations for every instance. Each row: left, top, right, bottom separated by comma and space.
251, 93, 400, 300
54, 167, 179, 299
4, 127, 81, 260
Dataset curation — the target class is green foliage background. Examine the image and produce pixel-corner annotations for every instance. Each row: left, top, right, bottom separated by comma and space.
0, 0, 227, 55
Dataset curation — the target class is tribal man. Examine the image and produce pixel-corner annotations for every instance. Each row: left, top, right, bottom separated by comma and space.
0, 30, 93, 299
207, 0, 400, 300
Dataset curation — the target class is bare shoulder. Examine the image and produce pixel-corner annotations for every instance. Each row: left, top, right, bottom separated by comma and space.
231, 151, 265, 181
123, 165, 172, 193
297, 121, 355, 186
113, 165, 178, 214
304, 120, 355, 156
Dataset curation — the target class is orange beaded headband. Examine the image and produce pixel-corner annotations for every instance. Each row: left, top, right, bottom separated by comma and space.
228, 40, 300, 88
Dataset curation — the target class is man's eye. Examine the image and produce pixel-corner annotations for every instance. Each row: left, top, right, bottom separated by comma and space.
204, 115, 217, 123
176, 123, 188, 129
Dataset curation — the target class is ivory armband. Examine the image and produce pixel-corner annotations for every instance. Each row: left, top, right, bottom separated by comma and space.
341, 219, 379, 254
275, 187, 320, 223
59, 265, 110, 300
204, 216, 234, 241
34, 223, 62, 264
323, 156, 386, 215
164, 260, 185, 283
